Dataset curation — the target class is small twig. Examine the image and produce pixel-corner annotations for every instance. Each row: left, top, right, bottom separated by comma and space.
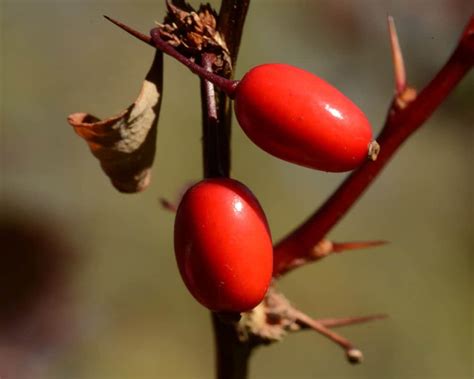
293, 309, 363, 364
273, 16, 474, 277
159, 198, 177, 212
159, 181, 195, 213
203, 55, 219, 122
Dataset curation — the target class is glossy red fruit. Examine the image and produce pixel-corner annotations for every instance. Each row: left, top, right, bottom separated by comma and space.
174, 178, 273, 312
234, 63, 373, 172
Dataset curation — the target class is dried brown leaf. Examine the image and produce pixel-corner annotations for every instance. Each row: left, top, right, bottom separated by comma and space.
68, 52, 163, 193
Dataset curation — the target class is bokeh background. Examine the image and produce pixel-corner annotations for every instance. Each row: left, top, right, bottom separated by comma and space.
2, 1, 473, 378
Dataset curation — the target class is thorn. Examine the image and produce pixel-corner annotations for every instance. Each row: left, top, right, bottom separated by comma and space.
331, 239, 388, 253
294, 309, 362, 364
103, 15, 153, 46
317, 314, 388, 328
159, 198, 178, 213
311, 239, 387, 260
279, 239, 387, 276
387, 15, 407, 96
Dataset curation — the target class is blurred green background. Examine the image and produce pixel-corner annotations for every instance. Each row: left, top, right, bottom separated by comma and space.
1, 1, 473, 378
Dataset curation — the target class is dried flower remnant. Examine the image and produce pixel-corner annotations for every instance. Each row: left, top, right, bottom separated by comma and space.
158, 0, 231, 74
237, 288, 386, 364
68, 52, 163, 193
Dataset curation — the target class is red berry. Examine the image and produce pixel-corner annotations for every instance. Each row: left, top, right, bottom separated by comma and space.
174, 178, 273, 312
234, 64, 373, 172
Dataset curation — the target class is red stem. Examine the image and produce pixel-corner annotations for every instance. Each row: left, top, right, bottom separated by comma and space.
273, 16, 474, 277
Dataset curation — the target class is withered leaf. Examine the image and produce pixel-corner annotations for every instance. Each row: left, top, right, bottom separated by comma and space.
68, 52, 163, 193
